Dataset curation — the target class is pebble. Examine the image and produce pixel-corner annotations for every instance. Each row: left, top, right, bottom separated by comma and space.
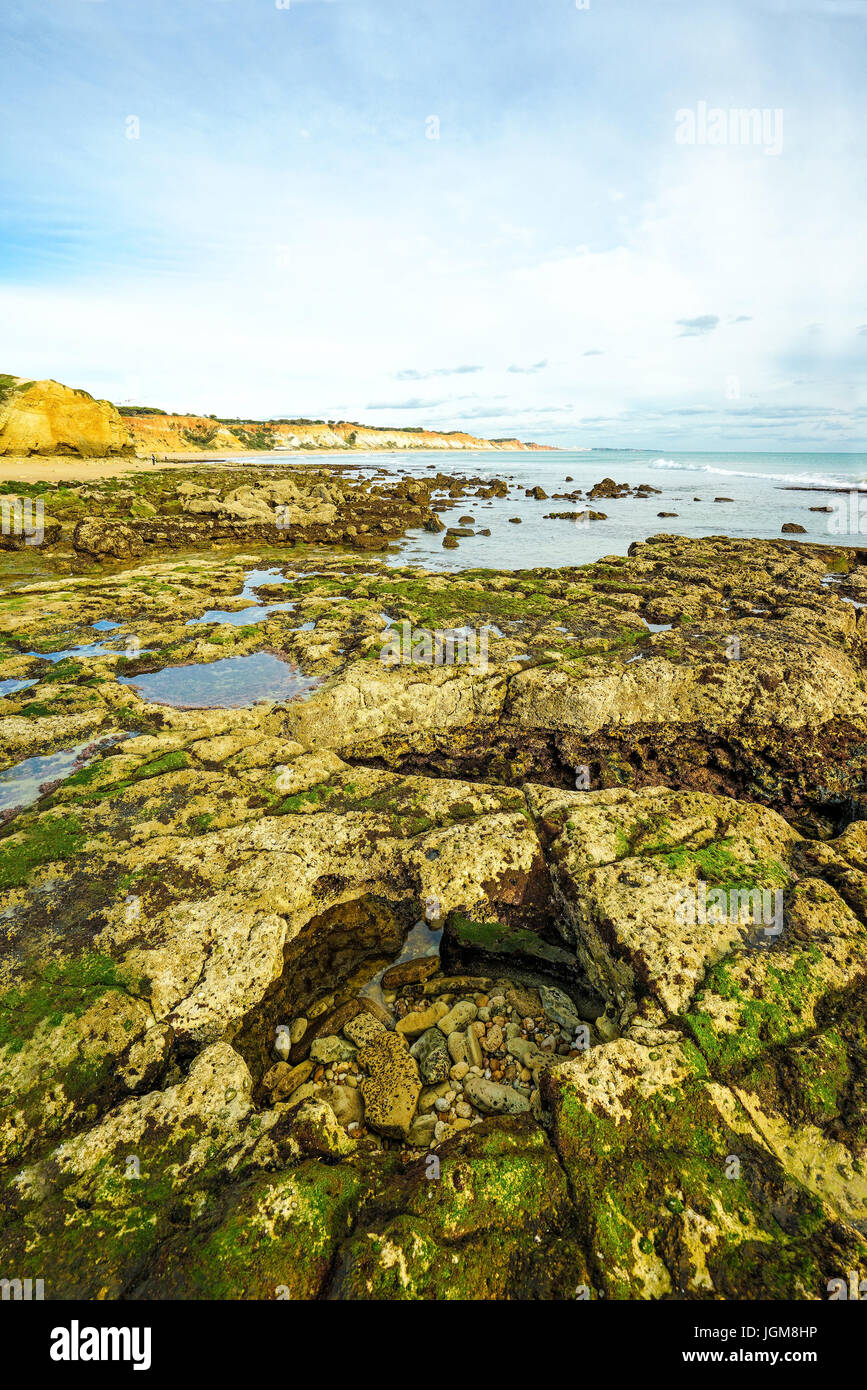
486, 1023, 504, 1052
507, 1035, 548, 1069
310, 1035, 357, 1065
262, 1059, 313, 1101
395, 1000, 449, 1037
407, 1113, 437, 1147
357, 996, 396, 1029
463, 1074, 531, 1115
382, 956, 440, 989
455, 1101, 472, 1119
289, 1017, 308, 1045
343, 1013, 385, 1048
450, 1060, 469, 1081
409, 1026, 451, 1084
447, 1031, 468, 1065
422, 976, 492, 996
437, 1000, 478, 1035
322, 1083, 364, 1128
539, 984, 582, 1031
466, 1029, 483, 1068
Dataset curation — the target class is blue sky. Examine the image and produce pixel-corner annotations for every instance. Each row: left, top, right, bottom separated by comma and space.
1, 0, 866, 449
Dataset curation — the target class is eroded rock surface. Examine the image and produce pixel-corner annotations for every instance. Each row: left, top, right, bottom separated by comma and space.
2, 531, 867, 1298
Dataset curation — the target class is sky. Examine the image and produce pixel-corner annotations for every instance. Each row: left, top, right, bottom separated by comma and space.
1, 0, 866, 450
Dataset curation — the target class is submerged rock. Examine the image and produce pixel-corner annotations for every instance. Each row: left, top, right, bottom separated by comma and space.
359, 1031, 422, 1139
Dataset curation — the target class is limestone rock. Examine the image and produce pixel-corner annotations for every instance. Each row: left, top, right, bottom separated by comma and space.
359, 1030, 422, 1139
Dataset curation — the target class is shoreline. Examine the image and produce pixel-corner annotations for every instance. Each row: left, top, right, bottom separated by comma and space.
0, 446, 548, 485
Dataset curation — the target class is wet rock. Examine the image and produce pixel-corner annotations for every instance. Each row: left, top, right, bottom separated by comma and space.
263, 1059, 314, 1101
322, 1083, 364, 1128
506, 1036, 549, 1070
463, 1074, 531, 1115
465, 1028, 484, 1068
437, 1000, 478, 1034
382, 956, 440, 989
588, 478, 630, 499
343, 1013, 385, 1048
407, 1113, 437, 1147
782, 522, 807, 534
418, 1081, 451, 1112
422, 975, 492, 996
538, 985, 581, 1031
310, 1035, 357, 1065
72, 518, 145, 559
395, 1000, 449, 1037
357, 996, 396, 1029
359, 1030, 422, 1139
291, 1098, 355, 1158
410, 1027, 451, 1084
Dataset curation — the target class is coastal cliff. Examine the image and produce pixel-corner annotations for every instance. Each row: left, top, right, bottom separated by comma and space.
126, 414, 552, 456
0, 372, 552, 458
0, 376, 133, 458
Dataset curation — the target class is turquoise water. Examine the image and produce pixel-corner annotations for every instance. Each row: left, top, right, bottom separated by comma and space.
330, 448, 867, 571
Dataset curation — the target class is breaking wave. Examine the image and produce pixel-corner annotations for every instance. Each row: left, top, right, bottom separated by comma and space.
648, 458, 862, 488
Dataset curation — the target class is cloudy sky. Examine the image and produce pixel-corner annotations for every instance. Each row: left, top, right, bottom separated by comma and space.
1, 0, 865, 450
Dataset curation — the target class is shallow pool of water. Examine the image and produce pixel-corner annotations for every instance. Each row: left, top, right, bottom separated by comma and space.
359, 917, 444, 1010
118, 650, 321, 708
1, 742, 96, 814
0, 678, 37, 697
28, 641, 120, 663
187, 566, 297, 627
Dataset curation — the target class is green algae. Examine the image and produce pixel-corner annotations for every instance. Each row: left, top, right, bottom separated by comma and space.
0, 952, 146, 1052
0, 812, 86, 889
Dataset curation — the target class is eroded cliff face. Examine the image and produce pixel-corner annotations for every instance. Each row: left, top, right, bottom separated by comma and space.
0, 377, 133, 458
126, 413, 551, 455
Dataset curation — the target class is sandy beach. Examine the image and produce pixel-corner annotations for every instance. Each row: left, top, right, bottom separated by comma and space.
0, 450, 379, 484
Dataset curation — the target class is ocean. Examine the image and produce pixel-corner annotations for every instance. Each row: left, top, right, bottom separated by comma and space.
335, 448, 867, 572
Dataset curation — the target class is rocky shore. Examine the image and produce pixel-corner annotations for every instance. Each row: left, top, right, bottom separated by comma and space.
1, 482, 866, 1300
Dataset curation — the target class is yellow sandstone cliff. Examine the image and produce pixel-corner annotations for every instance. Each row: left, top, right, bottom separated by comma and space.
127, 415, 552, 455
0, 376, 133, 457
